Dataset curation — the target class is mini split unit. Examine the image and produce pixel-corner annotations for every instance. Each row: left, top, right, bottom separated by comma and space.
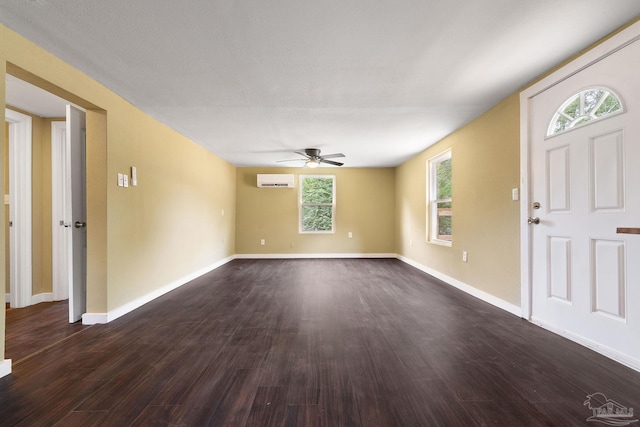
256, 174, 295, 188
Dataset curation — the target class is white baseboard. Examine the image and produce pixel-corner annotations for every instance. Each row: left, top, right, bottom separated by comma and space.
31, 292, 53, 305
81, 313, 108, 324
82, 255, 236, 325
397, 255, 522, 318
530, 317, 640, 373
4, 293, 53, 306
0, 359, 11, 379
235, 253, 396, 259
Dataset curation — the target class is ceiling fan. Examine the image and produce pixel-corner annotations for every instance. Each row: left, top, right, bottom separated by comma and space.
278, 148, 345, 168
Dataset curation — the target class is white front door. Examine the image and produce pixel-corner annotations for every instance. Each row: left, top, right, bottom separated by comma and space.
529, 39, 640, 368
66, 105, 87, 323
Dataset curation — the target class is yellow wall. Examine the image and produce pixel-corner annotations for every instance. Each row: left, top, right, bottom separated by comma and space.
236, 167, 395, 255
0, 22, 237, 363
396, 94, 521, 306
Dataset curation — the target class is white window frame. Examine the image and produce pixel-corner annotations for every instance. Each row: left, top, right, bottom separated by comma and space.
428, 149, 452, 246
299, 174, 336, 234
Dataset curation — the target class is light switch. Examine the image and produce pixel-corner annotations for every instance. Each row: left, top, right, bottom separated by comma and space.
117, 173, 124, 187
123, 174, 129, 188
131, 166, 137, 186
512, 188, 519, 201
4, 195, 9, 205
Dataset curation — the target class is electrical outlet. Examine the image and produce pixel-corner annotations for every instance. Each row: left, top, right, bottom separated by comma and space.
348, 232, 353, 238
260, 239, 265, 246
462, 251, 468, 262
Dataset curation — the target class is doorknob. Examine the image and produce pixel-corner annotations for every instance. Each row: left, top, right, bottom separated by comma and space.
528, 217, 540, 225
74, 221, 86, 229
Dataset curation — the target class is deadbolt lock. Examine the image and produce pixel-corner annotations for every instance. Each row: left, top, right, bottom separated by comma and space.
532, 202, 541, 209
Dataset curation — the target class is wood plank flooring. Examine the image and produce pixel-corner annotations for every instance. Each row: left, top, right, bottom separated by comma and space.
1, 258, 639, 426
5, 300, 91, 363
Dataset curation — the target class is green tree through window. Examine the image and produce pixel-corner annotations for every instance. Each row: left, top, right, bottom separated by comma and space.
548, 88, 623, 136
300, 175, 335, 232
436, 158, 452, 239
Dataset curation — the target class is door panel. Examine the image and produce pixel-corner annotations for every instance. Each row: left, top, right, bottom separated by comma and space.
66, 105, 87, 323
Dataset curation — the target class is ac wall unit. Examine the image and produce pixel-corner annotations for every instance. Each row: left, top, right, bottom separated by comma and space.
257, 174, 295, 188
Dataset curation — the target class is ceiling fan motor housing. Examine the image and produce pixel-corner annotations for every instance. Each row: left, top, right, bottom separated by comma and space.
305, 148, 321, 158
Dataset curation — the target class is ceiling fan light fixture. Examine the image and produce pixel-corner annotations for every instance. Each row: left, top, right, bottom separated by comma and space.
306, 159, 320, 168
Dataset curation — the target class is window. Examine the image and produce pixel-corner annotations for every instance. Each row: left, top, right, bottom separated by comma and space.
300, 175, 335, 233
547, 87, 623, 136
428, 150, 452, 245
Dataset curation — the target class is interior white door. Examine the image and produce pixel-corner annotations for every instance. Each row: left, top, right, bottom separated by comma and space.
6, 109, 32, 309
65, 105, 87, 323
529, 39, 640, 367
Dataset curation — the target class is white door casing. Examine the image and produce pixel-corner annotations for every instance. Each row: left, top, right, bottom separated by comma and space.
521, 22, 640, 371
51, 120, 69, 301
5, 108, 32, 309
66, 105, 87, 323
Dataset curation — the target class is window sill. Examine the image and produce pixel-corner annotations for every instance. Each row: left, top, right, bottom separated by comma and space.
429, 239, 452, 247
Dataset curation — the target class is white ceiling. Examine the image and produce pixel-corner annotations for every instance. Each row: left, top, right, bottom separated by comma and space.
2, 1, 639, 167
5, 74, 68, 117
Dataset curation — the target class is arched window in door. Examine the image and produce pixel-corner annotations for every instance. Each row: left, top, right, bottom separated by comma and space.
547, 87, 623, 137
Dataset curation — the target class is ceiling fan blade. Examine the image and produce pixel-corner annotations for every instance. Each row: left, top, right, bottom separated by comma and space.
320, 153, 345, 159
319, 159, 344, 166
276, 158, 306, 162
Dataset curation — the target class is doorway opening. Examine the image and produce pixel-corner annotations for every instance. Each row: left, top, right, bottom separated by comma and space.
4, 74, 88, 361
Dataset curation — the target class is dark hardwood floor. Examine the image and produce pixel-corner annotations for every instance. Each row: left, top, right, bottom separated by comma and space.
1, 258, 639, 426
5, 299, 91, 362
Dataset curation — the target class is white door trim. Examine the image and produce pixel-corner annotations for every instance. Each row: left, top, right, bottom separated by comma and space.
51, 120, 68, 301
520, 21, 640, 320
5, 108, 32, 309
